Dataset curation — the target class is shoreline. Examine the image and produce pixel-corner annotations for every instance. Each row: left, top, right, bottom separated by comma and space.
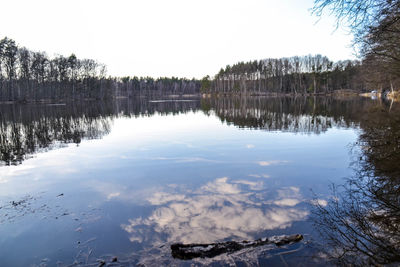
201, 90, 361, 98
2, 90, 399, 105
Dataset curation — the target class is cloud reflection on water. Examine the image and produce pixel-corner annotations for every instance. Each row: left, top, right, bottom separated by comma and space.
248, 173, 271, 178
257, 160, 289, 166
121, 177, 309, 246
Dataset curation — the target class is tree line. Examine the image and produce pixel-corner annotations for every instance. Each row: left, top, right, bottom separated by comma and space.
313, 0, 400, 95
0, 37, 109, 101
201, 55, 364, 94
201, 0, 400, 95
3, 0, 400, 102
0, 37, 200, 102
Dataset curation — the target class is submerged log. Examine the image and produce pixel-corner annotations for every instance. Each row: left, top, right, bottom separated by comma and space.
171, 234, 303, 260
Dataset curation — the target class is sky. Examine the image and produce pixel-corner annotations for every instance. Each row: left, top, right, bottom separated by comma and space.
0, 0, 355, 78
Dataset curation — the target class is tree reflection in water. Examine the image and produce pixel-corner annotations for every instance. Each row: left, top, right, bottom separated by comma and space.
1, 96, 394, 265
0, 98, 199, 166
0, 96, 377, 166
201, 96, 376, 134
312, 102, 400, 265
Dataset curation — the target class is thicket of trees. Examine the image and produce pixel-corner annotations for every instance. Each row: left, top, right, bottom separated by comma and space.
113, 76, 200, 98
0, 37, 110, 101
308, 2, 400, 264
313, 0, 400, 94
200, 0, 400, 95
0, 37, 200, 102
201, 55, 364, 94
3, 0, 400, 101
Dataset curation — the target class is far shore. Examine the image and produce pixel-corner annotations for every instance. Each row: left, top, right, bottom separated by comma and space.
201, 89, 361, 98
2, 90, 400, 105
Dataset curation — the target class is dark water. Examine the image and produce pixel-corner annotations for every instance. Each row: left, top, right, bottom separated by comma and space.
0, 96, 398, 266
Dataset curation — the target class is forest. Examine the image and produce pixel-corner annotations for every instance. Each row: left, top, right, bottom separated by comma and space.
201, 0, 400, 95
0, 37, 200, 102
201, 56, 364, 95
0, 0, 399, 100
1, 35, 396, 101
0, 38, 371, 100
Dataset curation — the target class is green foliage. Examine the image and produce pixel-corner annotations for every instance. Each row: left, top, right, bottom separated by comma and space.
200, 75, 211, 93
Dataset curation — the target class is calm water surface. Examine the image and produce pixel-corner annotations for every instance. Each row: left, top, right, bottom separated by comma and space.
0, 96, 392, 266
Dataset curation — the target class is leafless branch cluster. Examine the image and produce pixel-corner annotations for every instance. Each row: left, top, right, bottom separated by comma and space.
312, 104, 400, 265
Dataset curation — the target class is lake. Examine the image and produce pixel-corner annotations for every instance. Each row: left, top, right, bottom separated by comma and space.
0, 96, 396, 266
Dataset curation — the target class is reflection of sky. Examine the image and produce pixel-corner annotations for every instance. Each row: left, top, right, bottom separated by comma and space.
0, 111, 358, 265
122, 177, 309, 245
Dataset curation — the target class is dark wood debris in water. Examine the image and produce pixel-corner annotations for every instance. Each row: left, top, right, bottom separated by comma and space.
171, 234, 303, 260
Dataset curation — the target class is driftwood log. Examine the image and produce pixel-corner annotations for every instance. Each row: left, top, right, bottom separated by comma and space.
171, 234, 303, 260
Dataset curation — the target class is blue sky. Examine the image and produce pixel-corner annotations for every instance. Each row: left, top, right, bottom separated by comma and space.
1, 0, 355, 78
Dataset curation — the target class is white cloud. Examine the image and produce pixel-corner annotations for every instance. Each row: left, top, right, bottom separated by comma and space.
148, 192, 186, 205
248, 174, 261, 178
274, 198, 301, 207
107, 192, 121, 200
232, 180, 264, 190
257, 160, 288, 166
150, 156, 221, 164
121, 177, 308, 245
310, 199, 328, 207
248, 174, 271, 179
